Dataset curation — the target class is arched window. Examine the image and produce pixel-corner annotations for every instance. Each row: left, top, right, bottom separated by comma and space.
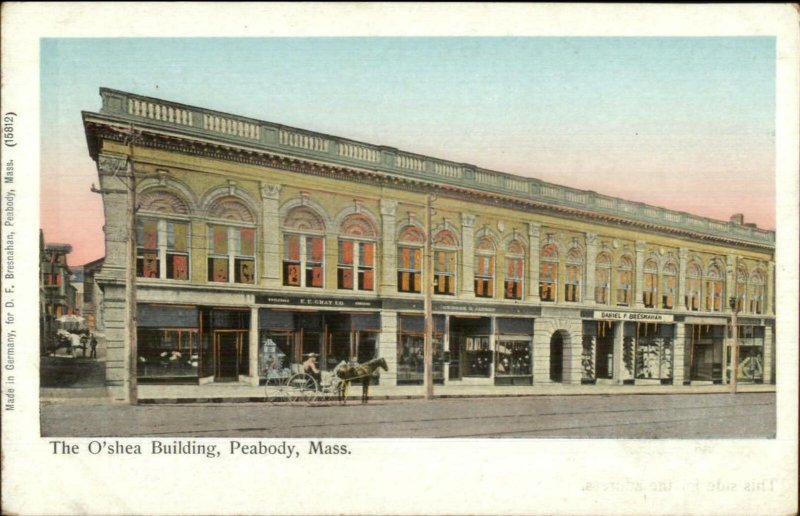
735, 265, 748, 312
616, 255, 633, 306
434, 229, 458, 296
208, 196, 256, 284
704, 264, 723, 312
504, 239, 525, 300
397, 225, 424, 293
136, 189, 191, 281
685, 262, 702, 311
643, 258, 659, 308
474, 237, 495, 298
595, 253, 612, 305
662, 261, 677, 309
749, 270, 765, 314
338, 214, 377, 292
282, 206, 325, 288
565, 247, 583, 303
539, 244, 558, 302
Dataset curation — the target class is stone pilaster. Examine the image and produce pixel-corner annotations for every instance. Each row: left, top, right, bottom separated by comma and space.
584, 232, 597, 304
678, 247, 688, 310
564, 328, 584, 385
673, 323, 685, 385
96, 153, 131, 402
527, 223, 541, 303
634, 240, 646, 308
260, 184, 282, 288
613, 321, 624, 384
767, 261, 775, 315
380, 200, 398, 293
379, 311, 398, 386
248, 307, 259, 386
532, 320, 551, 384
763, 324, 774, 384
460, 213, 475, 298
726, 255, 737, 313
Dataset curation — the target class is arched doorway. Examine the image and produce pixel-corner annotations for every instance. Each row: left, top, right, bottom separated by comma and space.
550, 332, 564, 382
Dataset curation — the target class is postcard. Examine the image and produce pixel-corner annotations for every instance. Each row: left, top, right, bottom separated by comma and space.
1, 3, 798, 515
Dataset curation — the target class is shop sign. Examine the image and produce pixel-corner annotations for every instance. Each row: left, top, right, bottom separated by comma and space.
255, 294, 382, 309
594, 310, 674, 322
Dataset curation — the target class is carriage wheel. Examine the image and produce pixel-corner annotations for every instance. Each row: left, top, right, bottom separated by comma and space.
286, 373, 318, 405
265, 378, 287, 403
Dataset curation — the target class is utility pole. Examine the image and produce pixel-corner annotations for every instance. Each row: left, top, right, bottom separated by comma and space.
423, 193, 434, 400
126, 123, 138, 405
729, 296, 739, 395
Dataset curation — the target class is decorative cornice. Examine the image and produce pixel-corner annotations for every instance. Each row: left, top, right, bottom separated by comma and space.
83, 110, 774, 253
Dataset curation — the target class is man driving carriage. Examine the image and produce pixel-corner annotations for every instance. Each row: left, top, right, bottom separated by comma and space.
302, 353, 322, 389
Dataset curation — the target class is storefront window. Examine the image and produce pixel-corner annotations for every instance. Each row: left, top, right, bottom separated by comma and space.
632, 322, 673, 380
643, 259, 658, 308
504, 240, 525, 300
595, 253, 612, 305
208, 225, 255, 284
137, 218, 191, 280
137, 328, 199, 378
729, 325, 764, 383
586, 321, 615, 380
565, 247, 582, 303
259, 332, 294, 382
662, 262, 677, 309
396, 315, 444, 385
539, 244, 558, 302
137, 304, 200, 380
616, 256, 633, 306
685, 262, 702, 311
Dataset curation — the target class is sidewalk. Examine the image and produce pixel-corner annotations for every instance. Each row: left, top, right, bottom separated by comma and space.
36, 381, 775, 405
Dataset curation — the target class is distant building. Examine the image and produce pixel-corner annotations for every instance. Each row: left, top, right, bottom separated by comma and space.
40, 235, 78, 352
83, 88, 775, 402
81, 257, 105, 331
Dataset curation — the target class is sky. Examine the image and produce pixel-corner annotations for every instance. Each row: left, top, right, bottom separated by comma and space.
40, 37, 776, 266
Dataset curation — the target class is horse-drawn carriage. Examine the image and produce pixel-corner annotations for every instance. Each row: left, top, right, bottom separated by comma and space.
267, 357, 387, 405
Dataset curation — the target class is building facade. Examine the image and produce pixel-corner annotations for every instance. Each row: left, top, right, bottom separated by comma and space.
39, 235, 78, 353
83, 89, 776, 402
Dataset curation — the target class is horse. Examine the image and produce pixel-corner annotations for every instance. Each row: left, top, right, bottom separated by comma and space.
335, 357, 388, 404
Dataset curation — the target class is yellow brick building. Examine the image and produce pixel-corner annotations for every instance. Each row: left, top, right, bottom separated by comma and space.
83, 88, 775, 402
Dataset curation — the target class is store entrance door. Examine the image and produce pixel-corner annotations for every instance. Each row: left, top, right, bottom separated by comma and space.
550, 332, 564, 383
214, 331, 245, 381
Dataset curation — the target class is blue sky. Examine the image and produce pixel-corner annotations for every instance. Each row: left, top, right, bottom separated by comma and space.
40, 37, 775, 264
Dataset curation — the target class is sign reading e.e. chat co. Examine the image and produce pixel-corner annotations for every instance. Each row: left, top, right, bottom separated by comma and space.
593, 311, 674, 323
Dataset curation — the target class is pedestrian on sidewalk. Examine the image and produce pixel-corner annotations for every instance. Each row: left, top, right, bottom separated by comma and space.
89, 333, 98, 359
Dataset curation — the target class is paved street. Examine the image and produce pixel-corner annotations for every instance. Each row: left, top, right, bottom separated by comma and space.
41, 392, 775, 438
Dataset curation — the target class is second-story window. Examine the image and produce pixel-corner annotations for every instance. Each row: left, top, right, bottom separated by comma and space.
735, 265, 748, 312
208, 225, 255, 284
565, 247, 583, 303
662, 261, 677, 309
282, 206, 326, 288
616, 255, 633, 306
434, 229, 458, 296
397, 225, 424, 294
643, 259, 658, 308
137, 218, 191, 281
337, 213, 378, 292
685, 262, 702, 311
704, 264, 723, 312
595, 252, 612, 305
539, 243, 558, 302
504, 239, 525, 300
474, 236, 495, 298
749, 271, 765, 314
